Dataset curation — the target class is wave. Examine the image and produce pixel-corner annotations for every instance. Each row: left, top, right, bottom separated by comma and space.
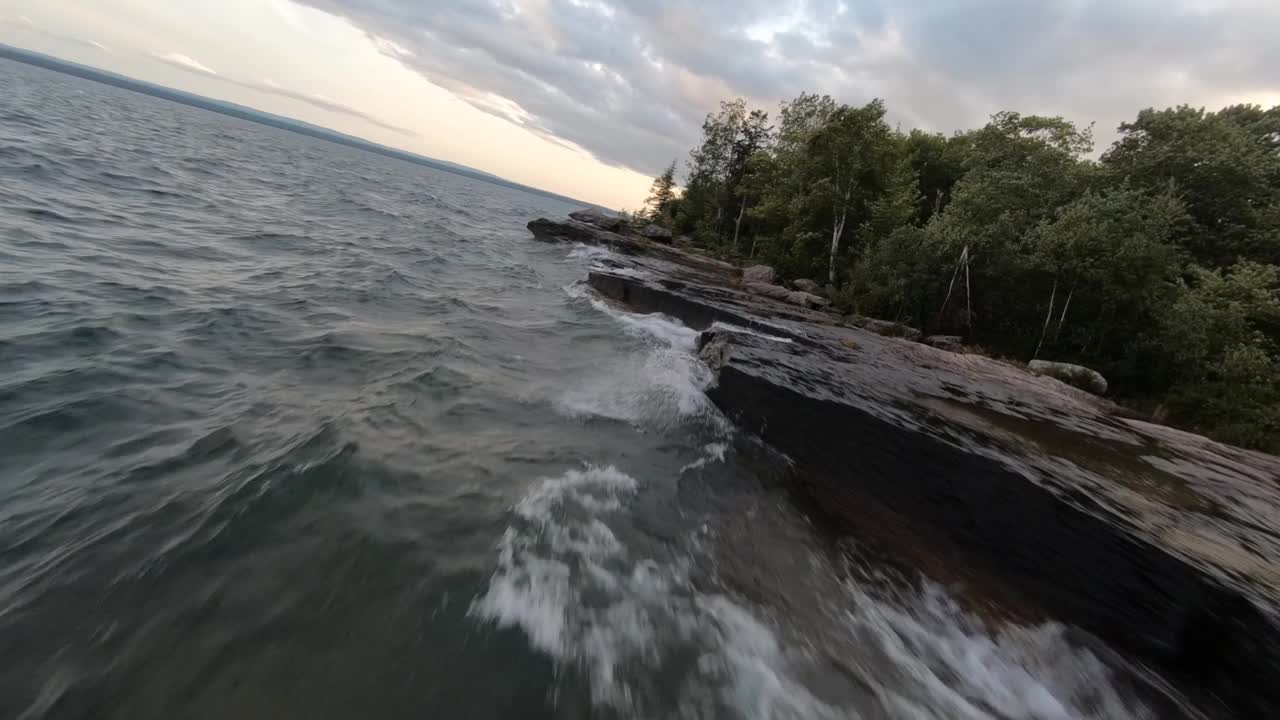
470, 465, 820, 717
556, 282, 715, 428
472, 460, 1163, 719
477, 276, 1165, 718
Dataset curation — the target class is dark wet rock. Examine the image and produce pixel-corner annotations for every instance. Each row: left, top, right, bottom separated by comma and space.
568, 207, 623, 231
786, 290, 831, 309
528, 217, 738, 277
793, 278, 821, 294
743, 265, 777, 284
695, 323, 1280, 718
855, 317, 923, 341
535, 213, 1280, 717
923, 334, 964, 352
1029, 359, 1109, 395
586, 265, 840, 338
744, 281, 792, 301
637, 224, 673, 243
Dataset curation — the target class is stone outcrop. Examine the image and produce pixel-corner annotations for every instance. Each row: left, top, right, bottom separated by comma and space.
695, 321, 1280, 717
923, 334, 964, 352
851, 316, 924, 341
638, 224, 673, 243
744, 281, 792, 301
569, 207, 623, 231
793, 278, 821, 293
743, 265, 777, 284
528, 212, 1280, 717
786, 290, 830, 309
1029, 359, 1109, 395
527, 217, 738, 277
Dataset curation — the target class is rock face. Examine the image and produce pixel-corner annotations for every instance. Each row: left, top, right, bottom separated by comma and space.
1029, 359, 1108, 395
744, 281, 792, 301
854, 317, 924, 341
531, 213, 1280, 717
569, 207, 623, 231
793, 278, 821, 293
638, 224, 673, 243
695, 325, 1280, 719
527, 217, 739, 277
923, 334, 964, 352
786, 290, 830, 309
743, 265, 777, 284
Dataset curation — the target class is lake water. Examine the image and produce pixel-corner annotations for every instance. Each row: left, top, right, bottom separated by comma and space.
0, 57, 1175, 719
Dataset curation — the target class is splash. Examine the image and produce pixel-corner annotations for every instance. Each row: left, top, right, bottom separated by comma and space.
558, 283, 712, 426
469, 464, 842, 719
827, 581, 1158, 720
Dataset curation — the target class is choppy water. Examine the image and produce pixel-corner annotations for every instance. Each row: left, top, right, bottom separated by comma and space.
1, 58, 1181, 719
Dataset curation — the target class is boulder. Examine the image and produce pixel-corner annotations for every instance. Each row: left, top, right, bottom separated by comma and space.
639, 224, 673, 243
743, 265, 778, 284
674, 235, 694, 248
744, 281, 793, 300
923, 335, 964, 352
793, 278, 821, 294
1028, 360, 1108, 396
569, 207, 624, 231
786, 290, 831, 309
860, 318, 923, 341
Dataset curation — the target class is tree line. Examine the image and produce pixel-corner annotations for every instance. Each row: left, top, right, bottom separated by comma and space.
639, 95, 1280, 452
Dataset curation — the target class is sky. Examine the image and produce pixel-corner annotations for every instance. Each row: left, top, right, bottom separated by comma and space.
1, 1, 1278, 210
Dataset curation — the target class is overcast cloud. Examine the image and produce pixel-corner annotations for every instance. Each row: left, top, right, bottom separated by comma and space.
150, 46, 417, 136
293, 0, 1279, 177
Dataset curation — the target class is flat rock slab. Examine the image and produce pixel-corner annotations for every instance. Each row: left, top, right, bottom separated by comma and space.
697, 322, 1280, 717
529, 215, 1280, 716
528, 217, 739, 277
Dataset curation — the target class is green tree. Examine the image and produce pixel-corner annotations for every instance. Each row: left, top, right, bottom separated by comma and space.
902, 129, 966, 224
644, 160, 678, 223
1102, 105, 1280, 267
791, 100, 900, 286
654, 92, 1280, 450
1027, 184, 1188, 376
1158, 262, 1280, 450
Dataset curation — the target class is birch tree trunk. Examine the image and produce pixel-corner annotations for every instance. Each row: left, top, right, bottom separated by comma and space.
1053, 286, 1074, 342
828, 210, 847, 287
827, 183, 851, 287
1034, 279, 1058, 359
732, 196, 747, 252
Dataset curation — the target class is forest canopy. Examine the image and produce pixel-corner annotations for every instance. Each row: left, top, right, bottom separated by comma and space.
640, 97, 1280, 452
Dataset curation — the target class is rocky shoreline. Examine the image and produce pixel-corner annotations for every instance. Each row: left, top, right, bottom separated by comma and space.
530, 213, 1280, 717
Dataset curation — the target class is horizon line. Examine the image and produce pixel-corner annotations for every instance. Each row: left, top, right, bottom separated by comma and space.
0, 42, 603, 212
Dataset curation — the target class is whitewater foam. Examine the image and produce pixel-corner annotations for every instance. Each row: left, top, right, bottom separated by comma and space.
558, 282, 713, 426
825, 578, 1157, 720
470, 463, 841, 718
681, 442, 729, 474
530, 280, 1159, 720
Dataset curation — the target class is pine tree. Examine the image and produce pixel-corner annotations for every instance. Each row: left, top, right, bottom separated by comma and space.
645, 160, 678, 222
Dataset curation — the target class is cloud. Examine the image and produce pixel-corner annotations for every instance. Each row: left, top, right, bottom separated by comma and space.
153, 51, 218, 76
0, 14, 35, 29
290, 0, 1280, 176
2, 14, 111, 53
150, 49, 415, 136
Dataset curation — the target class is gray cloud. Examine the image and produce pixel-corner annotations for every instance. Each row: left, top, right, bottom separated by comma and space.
294, 0, 1279, 176
150, 49, 416, 136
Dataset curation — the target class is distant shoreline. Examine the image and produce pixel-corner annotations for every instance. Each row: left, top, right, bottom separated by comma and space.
0, 43, 599, 210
